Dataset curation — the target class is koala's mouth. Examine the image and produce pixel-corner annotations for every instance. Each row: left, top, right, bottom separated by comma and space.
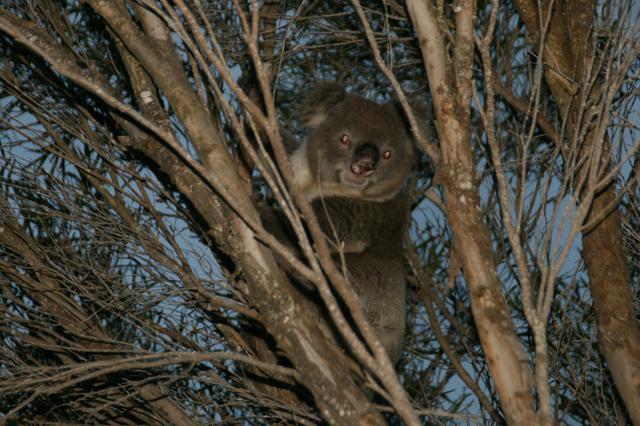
340, 168, 373, 187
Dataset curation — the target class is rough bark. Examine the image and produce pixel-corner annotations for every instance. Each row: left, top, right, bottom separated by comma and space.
514, 1, 640, 423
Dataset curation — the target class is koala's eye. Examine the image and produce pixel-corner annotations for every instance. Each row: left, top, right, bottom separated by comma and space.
382, 150, 392, 160
340, 134, 351, 146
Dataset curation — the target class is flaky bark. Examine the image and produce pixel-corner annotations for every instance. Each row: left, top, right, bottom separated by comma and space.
514, 1, 640, 423
406, 1, 539, 423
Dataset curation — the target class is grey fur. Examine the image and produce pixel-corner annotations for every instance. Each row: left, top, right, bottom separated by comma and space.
266, 82, 423, 364
291, 82, 414, 203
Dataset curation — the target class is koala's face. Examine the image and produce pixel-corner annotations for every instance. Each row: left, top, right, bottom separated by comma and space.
305, 96, 414, 201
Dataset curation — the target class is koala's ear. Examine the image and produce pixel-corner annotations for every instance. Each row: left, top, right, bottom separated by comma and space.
401, 99, 437, 144
298, 82, 346, 129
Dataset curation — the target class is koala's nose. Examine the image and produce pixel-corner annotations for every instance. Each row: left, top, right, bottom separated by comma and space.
351, 143, 380, 176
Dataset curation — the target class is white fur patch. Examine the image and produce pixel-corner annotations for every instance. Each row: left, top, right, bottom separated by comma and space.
290, 141, 313, 195
306, 112, 327, 128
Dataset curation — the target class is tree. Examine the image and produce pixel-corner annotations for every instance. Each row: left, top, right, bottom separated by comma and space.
0, 0, 638, 424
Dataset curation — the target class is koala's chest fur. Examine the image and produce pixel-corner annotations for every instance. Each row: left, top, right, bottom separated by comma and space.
311, 194, 408, 255
313, 195, 409, 364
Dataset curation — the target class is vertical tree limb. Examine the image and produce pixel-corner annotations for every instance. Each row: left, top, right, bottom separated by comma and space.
405, 0, 541, 423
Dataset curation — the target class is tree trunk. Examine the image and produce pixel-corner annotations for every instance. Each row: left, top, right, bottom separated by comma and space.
405, 1, 541, 422
583, 186, 640, 425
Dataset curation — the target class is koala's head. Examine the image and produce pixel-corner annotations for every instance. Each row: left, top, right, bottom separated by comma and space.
298, 82, 418, 201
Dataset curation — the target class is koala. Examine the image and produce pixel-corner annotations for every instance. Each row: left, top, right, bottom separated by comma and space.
264, 82, 422, 364
291, 83, 414, 203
